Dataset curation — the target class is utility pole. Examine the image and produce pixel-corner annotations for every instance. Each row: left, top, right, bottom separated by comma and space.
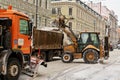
36, 0, 38, 28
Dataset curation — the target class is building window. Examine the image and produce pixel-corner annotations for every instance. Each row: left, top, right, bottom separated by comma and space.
45, 19, 47, 26
69, 22, 72, 28
45, 0, 47, 9
32, 15, 34, 20
33, 0, 35, 4
52, 8, 61, 14
57, 8, 61, 14
39, 0, 42, 7
52, 8, 56, 14
39, 17, 41, 26
69, 8, 72, 15
31, 15, 35, 22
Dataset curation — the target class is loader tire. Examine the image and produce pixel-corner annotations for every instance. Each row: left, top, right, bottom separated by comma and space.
62, 53, 73, 63
5, 58, 21, 80
83, 49, 99, 64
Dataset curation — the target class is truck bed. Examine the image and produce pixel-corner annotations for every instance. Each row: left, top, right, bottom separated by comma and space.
33, 29, 63, 50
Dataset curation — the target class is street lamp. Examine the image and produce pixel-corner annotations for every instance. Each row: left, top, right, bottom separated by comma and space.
36, 0, 38, 28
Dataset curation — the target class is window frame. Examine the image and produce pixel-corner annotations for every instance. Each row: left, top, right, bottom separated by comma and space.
69, 7, 73, 15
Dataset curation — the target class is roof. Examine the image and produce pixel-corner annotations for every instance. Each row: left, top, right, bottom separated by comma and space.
0, 8, 28, 18
80, 32, 100, 34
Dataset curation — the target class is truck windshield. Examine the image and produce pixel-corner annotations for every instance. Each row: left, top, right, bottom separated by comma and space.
80, 33, 100, 46
0, 18, 12, 27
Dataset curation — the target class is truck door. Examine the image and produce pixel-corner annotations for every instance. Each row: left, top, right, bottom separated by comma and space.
18, 18, 31, 54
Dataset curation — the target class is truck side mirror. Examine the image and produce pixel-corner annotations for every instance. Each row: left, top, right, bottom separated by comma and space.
29, 21, 33, 36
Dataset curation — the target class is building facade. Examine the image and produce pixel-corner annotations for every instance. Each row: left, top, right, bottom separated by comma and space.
51, 0, 106, 38
87, 2, 119, 46
0, 0, 51, 27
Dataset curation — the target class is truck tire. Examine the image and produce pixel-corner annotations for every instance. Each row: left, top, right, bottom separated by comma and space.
5, 58, 21, 80
83, 49, 99, 64
61, 53, 73, 63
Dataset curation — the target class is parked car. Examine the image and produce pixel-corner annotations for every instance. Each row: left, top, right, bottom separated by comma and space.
109, 44, 113, 51
117, 44, 120, 49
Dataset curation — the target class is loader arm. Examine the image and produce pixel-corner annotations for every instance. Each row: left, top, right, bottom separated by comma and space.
53, 15, 78, 47
60, 26, 78, 47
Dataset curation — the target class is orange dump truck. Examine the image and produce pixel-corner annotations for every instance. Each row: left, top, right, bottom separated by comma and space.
0, 6, 47, 80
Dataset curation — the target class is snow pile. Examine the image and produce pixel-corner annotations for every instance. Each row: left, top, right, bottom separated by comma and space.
37, 26, 60, 32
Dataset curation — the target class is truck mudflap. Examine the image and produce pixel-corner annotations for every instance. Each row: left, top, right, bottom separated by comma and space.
22, 56, 47, 77
30, 56, 47, 68
0, 50, 8, 75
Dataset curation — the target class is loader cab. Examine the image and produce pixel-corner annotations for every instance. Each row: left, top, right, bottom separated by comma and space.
78, 32, 100, 52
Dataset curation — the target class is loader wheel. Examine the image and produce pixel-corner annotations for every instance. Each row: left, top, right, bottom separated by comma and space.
83, 49, 99, 64
5, 58, 21, 80
62, 53, 73, 63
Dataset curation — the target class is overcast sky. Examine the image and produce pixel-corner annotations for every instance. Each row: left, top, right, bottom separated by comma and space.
81, 0, 120, 25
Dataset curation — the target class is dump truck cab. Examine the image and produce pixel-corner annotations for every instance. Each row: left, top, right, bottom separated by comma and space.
0, 6, 32, 53
0, 6, 32, 80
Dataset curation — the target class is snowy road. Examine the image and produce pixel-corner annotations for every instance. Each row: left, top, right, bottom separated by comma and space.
19, 49, 120, 80
49, 49, 120, 80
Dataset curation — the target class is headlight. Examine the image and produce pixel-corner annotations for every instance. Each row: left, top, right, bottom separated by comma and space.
18, 38, 24, 46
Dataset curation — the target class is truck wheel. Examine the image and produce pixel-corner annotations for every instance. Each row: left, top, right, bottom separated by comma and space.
5, 58, 21, 80
83, 49, 99, 64
62, 53, 73, 63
